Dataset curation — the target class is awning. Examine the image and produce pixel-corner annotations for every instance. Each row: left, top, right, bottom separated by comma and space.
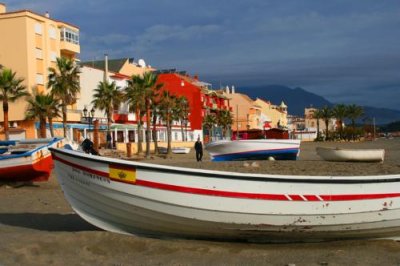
35, 122, 108, 130
110, 123, 137, 130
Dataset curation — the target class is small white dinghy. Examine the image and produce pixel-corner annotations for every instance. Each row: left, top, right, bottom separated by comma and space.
316, 147, 385, 162
158, 147, 191, 154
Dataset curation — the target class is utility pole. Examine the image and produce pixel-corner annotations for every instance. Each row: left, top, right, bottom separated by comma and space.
236, 105, 239, 140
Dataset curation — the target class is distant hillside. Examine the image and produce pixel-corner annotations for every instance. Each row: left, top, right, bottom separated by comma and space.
239, 85, 400, 125
380, 121, 400, 132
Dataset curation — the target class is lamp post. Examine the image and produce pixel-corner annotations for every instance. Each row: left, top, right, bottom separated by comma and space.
83, 106, 95, 139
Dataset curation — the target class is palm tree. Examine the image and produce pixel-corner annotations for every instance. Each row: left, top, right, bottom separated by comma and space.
175, 96, 189, 142
203, 113, 217, 142
319, 106, 332, 140
346, 104, 364, 140
142, 72, 163, 158
40, 91, 61, 138
217, 110, 233, 139
92, 80, 123, 132
125, 75, 145, 155
158, 90, 176, 157
311, 108, 323, 140
0, 68, 29, 140
151, 99, 160, 154
25, 91, 58, 138
332, 104, 347, 140
47, 57, 80, 137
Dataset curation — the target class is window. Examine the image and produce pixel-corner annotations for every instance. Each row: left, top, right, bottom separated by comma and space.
128, 130, 135, 142
50, 51, 57, 62
159, 131, 165, 142
117, 131, 124, 142
36, 74, 44, 85
60, 27, 79, 44
49, 27, 57, 39
35, 48, 43, 59
34, 23, 42, 34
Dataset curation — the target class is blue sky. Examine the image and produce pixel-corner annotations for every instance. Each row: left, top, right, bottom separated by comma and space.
8, 0, 400, 110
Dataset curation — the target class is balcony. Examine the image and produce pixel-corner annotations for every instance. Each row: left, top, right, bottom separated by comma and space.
59, 27, 80, 54
60, 41, 80, 54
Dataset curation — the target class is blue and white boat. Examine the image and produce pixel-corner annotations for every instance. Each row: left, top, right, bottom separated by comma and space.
205, 139, 301, 161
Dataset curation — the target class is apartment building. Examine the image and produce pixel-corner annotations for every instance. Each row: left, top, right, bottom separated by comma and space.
222, 87, 262, 132
254, 98, 288, 128
0, 3, 79, 139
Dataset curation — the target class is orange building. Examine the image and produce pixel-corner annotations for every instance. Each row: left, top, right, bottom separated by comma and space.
0, 3, 80, 139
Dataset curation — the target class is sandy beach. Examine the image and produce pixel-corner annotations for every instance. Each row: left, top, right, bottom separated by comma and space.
1, 138, 400, 265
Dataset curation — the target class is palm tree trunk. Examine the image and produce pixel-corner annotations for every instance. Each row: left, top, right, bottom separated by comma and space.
325, 120, 329, 140
48, 117, 54, 137
135, 108, 143, 155
152, 112, 158, 155
137, 121, 143, 155
167, 119, 172, 158
145, 101, 151, 158
40, 117, 47, 138
351, 119, 356, 141
180, 120, 184, 141
62, 105, 67, 138
3, 101, 9, 140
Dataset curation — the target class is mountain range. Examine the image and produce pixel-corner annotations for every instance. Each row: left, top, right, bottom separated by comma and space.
238, 85, 400, 125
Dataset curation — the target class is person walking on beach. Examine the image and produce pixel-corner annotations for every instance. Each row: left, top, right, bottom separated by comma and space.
106, 132, 112, 149
194, 137, 203, 162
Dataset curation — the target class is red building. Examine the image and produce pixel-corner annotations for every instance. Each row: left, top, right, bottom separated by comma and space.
111, 70, 231, 142
156, 72, 231, 132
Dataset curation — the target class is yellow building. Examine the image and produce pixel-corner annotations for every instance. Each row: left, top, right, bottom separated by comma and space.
222, 88, 262, 131
254, 98, 288, 128
304, 107, 336, 133
0, 3, 80, 139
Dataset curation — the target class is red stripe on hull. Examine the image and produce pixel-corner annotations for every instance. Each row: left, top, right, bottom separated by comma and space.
0, 155, 53, 182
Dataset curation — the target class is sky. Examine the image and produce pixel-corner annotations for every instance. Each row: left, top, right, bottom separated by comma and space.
8, 0, 400, 110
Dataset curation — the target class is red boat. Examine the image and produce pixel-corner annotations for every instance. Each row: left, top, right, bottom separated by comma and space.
0, 138, 64, 182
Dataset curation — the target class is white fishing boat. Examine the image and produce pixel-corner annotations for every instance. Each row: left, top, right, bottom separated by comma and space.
205, 139, 301, 161
316, 147, 385, 162
50, 147, 400, 242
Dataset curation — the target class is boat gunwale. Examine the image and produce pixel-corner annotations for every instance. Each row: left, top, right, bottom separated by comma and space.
50, 147, 400, 184
0, 138, 63, 160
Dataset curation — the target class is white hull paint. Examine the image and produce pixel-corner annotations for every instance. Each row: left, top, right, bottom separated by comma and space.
50, 147, 400, 242
317, 147, 385, 162
205, 139, 301, 161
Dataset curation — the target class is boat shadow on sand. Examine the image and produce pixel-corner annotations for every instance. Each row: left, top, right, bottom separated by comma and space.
0, 213, 98, 232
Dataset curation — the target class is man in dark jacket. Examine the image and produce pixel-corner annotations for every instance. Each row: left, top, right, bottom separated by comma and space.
194, 137, 203, 162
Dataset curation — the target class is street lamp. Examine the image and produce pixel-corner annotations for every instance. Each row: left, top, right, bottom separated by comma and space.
82, 106, 95, 139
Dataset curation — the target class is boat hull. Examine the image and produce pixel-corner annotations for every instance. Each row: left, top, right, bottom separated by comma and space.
51, 148, 400, 242
0, 138, 64, 182
316, 147, 385, 162
158, 147, 191, 154
205, 139, 301, 161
